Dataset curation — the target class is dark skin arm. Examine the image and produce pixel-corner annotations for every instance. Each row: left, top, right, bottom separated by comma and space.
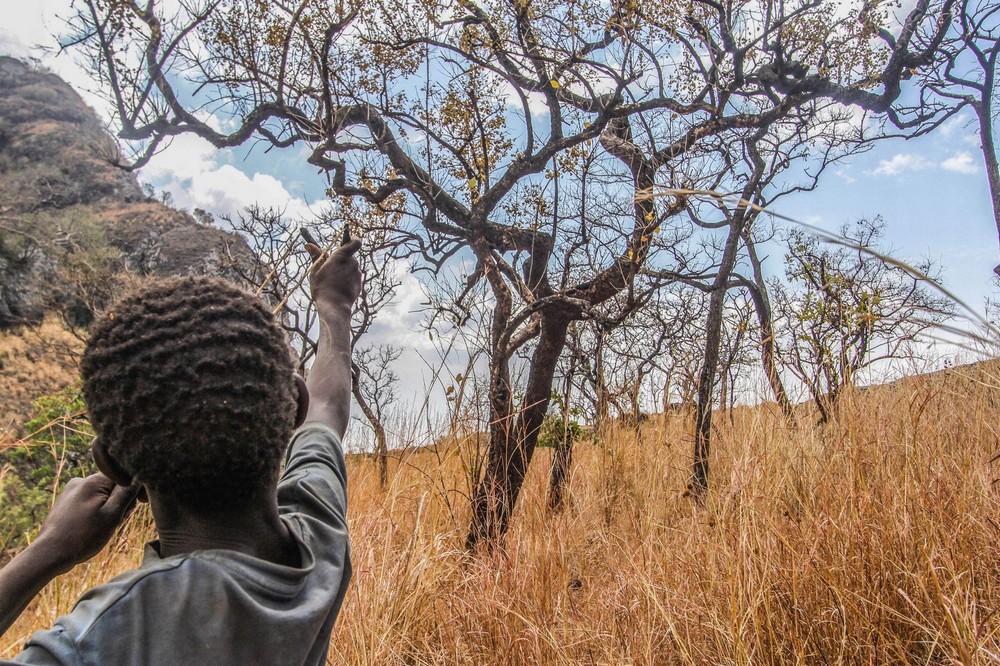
0, 474, 138, 636
303, 238, 363, 440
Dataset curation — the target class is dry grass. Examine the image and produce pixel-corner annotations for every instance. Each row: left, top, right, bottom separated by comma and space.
3, 361, 1000, 664
0, 320, 81, 439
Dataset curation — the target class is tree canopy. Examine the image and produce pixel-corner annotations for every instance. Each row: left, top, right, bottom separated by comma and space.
65, 0, 968, 545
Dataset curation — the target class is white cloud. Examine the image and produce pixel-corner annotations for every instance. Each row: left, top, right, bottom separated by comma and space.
938, 114, 981, 148
141, 134, 217, 181
1, 1, 70, 56
190, 165, 312, 218
0, 29, 32, 58
939, 114, 966, 138
941, 151, 980, 175
834, 167, 856, 184
500, 79, 549, 119
140, 134, 314, 220
366, 260, 434, 350
869, 153, 931, 177
962, 131, 982, 147
867, 148, 982, 179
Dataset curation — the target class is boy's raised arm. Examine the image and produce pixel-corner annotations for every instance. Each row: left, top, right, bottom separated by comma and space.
302, 239, 363, 441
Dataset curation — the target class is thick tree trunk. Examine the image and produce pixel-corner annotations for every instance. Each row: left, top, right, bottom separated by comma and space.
467, 312, 571, 550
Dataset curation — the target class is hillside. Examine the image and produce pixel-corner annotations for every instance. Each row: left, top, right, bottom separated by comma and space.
0, 56, 252, 428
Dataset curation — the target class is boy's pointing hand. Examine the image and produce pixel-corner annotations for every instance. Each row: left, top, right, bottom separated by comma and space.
304, 238, 363, 312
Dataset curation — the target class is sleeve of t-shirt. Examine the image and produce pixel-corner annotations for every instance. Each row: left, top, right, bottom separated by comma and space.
277, 422, 349, 530
0, 625, 83, 665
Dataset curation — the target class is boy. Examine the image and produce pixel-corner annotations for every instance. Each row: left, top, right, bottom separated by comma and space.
0, 238, 362, 665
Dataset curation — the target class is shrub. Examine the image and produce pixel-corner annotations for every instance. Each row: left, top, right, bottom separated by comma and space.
0, 387, 94, 556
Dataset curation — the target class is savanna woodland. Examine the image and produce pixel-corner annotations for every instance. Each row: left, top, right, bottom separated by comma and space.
3, 0, 1000, 662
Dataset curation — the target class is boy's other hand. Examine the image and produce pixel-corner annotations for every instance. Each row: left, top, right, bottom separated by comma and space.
304, 239, 363, 312
34, 474, 140, 574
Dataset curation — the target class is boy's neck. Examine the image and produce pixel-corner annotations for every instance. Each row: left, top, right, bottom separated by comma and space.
148, 491, 300, 567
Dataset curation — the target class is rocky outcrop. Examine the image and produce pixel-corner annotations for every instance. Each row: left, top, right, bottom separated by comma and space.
0, 56, 253, 329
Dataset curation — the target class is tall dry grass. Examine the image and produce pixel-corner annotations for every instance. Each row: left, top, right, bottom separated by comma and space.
3, 361, 1000, 664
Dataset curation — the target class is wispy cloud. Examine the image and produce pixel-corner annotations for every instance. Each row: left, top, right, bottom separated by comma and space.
937, 114, 981, 147
834, 167, 857, 184
962, 131, 982, 147
939, 114, 966, 138
941, 151, 980, 175
868, 150, 982, 178
869, 153, 931, 176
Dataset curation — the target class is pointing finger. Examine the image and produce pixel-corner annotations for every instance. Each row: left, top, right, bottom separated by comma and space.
304, 242, 324, 263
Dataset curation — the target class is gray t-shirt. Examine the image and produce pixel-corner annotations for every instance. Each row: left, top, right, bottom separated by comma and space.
3, 422, 351, 666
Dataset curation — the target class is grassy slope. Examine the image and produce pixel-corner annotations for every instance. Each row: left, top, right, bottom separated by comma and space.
2, 361, 1000, 664
0, 321, 81, 438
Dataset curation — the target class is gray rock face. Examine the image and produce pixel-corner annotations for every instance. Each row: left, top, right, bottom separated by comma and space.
0, 56, 254, 329
0, 244, 51, 325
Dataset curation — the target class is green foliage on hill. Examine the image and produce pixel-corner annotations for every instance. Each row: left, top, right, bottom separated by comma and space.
0, 388, 95, 557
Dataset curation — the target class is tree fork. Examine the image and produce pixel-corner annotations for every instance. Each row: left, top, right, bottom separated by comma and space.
467, 311, 571, 550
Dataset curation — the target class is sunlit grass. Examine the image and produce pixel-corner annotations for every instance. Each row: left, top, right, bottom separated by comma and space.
3, 361, 1000, 664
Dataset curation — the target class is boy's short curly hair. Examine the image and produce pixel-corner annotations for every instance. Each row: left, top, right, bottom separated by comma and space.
81, 276, 297, 510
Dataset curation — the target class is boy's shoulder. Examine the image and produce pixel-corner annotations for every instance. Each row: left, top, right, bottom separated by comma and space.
278, 422, 349, 522
13, 522, 348, 666
4, 424, 351, 666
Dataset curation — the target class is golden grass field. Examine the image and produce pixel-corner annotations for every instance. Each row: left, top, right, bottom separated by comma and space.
3, 360, 1000, 664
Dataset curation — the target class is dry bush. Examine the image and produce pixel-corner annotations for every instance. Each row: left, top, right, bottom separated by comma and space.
3, 362, 1000, 664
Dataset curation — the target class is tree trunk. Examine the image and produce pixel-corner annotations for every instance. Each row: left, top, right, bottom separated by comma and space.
351, 361, 389, 490
691, 218, 746, 499
743, 234, 796, 424
467, 312, 571, 550
976, 99, 1000, 277
745, 288, 796, 425
662, 369, 674, 413
593, 326, 609, 426
718, 368, 728, 420
547, 426, 574, 513
548, 347, 576, 512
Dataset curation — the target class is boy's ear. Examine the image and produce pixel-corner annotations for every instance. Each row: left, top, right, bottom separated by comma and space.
293, 374, 310, 428
91, 437, 133, 487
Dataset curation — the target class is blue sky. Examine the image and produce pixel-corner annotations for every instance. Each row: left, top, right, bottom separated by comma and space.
2, 2, 997, 439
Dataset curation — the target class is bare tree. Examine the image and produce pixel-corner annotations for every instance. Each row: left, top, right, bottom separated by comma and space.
225, 206, 318, 371
920, 0, 1000, 273
224, 204, 402, 484
65, 0, 958, 545
352, 344, 401, 489
771, 217, 953, 423
716, 293, 757, 417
